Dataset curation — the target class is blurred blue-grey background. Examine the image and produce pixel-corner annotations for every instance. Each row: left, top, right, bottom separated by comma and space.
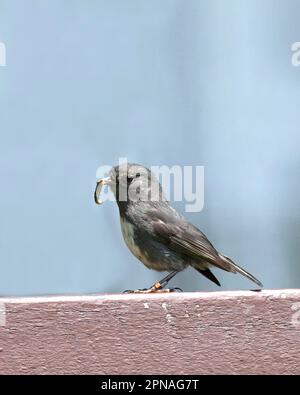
0, 0, 299, 296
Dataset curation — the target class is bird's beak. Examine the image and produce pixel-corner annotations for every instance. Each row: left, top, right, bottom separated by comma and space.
94, 177, 111, 205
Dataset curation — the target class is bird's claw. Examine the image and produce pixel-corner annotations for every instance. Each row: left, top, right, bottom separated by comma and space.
123, 288, 148, 294
122, 286, 183, 294
122, 288, 165, 294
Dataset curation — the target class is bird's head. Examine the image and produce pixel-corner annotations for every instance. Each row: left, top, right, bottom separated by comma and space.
95, 163, 165, 207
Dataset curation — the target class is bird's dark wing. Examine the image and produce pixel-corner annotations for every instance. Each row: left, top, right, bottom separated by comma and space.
146, 208, 234, 272
145, 207, 263, 287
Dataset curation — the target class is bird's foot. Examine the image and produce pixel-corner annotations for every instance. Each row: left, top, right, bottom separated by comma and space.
123, 282, 183, 294
123, 288, 168, 294
169, 287, 183, 292
123, 288, 181, 294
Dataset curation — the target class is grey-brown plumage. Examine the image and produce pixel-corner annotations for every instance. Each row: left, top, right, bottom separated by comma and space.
95, 163, 263, 290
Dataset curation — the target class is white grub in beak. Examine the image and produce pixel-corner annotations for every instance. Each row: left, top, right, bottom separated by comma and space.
94, 177, 110, 205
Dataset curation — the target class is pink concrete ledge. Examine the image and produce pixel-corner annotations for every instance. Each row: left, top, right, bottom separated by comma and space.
0, 289, 300, 375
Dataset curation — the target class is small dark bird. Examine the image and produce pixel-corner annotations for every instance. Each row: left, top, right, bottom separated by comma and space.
95, 163, 263, 293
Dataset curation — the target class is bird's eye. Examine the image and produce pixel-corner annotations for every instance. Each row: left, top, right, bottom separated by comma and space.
127, 173, 140, 183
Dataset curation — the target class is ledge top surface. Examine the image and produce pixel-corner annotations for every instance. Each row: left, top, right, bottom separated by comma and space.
0, 288, 299, 304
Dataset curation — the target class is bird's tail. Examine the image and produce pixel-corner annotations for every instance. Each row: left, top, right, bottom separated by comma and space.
219, 254, 263, 287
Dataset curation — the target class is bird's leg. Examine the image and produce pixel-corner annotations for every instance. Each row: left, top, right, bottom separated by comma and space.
123, 271, 182, 293
150, 271, 179, 292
